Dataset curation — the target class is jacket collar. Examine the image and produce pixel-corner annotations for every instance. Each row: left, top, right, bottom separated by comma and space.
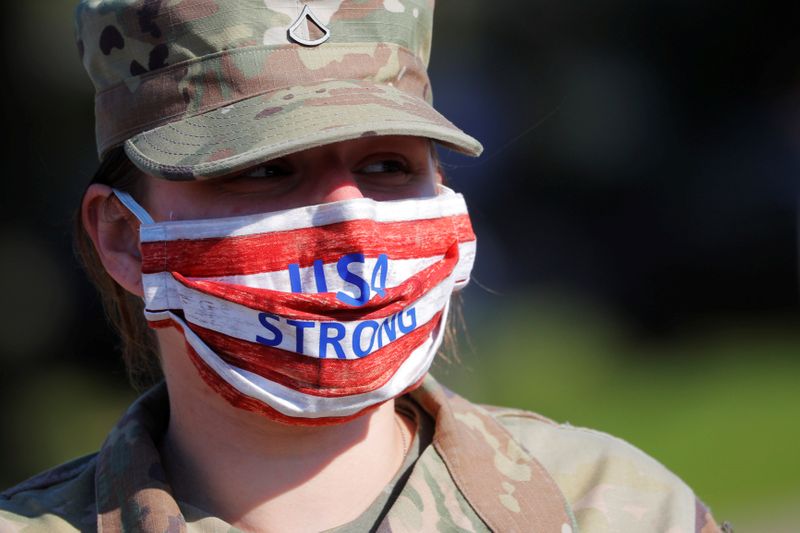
94, 383, 186, 532
411, 376, 575, 532
94, 376, 574, 532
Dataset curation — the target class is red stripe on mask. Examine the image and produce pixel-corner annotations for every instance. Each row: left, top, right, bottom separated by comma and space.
142, 214, 474, 276
171, 243, 458, 320
181, 311, 442, 397
173, 328, 428, 426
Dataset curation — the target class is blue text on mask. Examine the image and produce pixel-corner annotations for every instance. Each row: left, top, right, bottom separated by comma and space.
287, 253, 388, 306
255, 306, 417, 359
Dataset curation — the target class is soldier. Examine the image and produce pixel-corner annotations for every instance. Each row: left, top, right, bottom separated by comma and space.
1, 1, 726, 531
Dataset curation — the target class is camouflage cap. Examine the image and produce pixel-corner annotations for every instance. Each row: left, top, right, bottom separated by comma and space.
75, 0, 483, 180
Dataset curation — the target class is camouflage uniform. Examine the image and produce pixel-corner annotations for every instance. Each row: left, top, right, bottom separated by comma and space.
0, 375, 722, 532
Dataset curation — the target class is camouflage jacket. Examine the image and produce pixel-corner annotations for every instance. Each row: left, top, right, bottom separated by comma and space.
1, 375, 721, 532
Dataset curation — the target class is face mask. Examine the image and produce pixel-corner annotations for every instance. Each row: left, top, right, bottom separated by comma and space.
113, 186, 476, 425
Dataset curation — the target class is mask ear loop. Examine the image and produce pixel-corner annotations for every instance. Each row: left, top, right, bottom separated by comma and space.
111, 188, 173, 309
111, 188, 155, 225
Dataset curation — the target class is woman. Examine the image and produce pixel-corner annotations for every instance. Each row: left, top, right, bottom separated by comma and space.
1, 1, 724, 531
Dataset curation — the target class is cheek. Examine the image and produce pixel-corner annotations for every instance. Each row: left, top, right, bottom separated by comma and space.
146, 191, 203, 221
142, 179, 285, 221
421, 177, 438, 197
231, 183, 319, 213
360, 183, 437, 202
141, 178, 201, 222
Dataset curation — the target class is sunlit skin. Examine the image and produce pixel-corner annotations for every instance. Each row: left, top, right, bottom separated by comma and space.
81, 135, 441, 532
142, 135, 439, 222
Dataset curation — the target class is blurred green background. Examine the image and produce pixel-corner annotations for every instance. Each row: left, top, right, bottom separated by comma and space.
1, 2, 798, 531
437, 295, 800, 530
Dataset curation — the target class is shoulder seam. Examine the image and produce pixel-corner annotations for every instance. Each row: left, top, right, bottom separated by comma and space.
480, 404, 559, 426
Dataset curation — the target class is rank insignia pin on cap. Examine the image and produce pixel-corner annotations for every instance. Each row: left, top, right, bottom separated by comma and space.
288, 5, 331, 47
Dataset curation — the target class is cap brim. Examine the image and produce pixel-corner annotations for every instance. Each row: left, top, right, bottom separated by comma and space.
123, 80, 482, 180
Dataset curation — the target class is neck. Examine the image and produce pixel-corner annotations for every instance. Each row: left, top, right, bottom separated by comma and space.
155, 326, 413, 532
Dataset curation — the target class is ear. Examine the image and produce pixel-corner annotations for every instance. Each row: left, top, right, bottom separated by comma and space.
81, 184, 144, 297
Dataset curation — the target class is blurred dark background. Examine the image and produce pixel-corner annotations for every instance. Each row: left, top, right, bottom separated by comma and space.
1, 1, 798, 529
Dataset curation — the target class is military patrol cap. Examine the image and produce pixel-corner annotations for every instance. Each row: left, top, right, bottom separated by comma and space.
74, 0, 483, 180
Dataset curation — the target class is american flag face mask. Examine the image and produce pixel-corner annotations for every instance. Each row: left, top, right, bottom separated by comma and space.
113, 186, 476, 425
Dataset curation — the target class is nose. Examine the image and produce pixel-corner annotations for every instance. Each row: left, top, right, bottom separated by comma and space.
312, 160, 364, 204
